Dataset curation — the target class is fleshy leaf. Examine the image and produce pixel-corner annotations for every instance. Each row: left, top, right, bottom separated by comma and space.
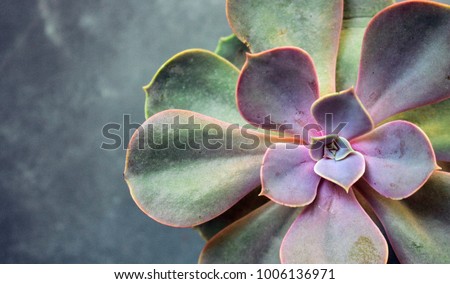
383, 99, 450, 162
261, 144, 320, 207
344, 0, 395, 18
353, 189, 400, 264
227, 0, 343, 95
314, 152, 365, 191
352, 120, 438, 200
356, 1, 450, 124
124, 110, 267, 227
337, 0, 394, 90
195, 187, 268, 240
280, 181, 388, 264
337, 18, 368, 91
143, 49, 246, 125
333, 137, 356, 161
311, 88, 374, 140
237, 47, 318, 138
199, 202, 301, 264
357, 171, 450, 263
215, 34, 249, 69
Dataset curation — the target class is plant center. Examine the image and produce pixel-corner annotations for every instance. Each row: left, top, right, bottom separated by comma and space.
310, 134, 355, 161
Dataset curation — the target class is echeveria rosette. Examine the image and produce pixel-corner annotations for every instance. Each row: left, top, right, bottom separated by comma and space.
200, 1, 449, 264
213, 44, 438, 263
125, 0, 450, 264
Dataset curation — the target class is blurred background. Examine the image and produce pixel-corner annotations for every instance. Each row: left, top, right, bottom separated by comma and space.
0, 0, 231, 263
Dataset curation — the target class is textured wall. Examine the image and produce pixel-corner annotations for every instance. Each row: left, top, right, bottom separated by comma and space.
0, 0, 231, 263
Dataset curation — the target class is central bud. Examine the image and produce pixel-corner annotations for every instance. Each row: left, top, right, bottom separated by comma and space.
324, 139, 340, 158
309, 134, 355, 161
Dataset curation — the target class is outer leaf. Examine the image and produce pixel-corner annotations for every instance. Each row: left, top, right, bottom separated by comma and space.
383, 99, 450, 161
356, 1, 450, 124
353, 189, 400, 264
199, 202, 301, 264
215, 34, 249, 69
352, 121, 438, 199
227, 0, 343, 95
397, 0, 450, 4
336, 18, 368, 91
357, 171, 450, 263
280, 181, 388, 264
195, 187, 268, 240
261, 144, 320, 207
337, 0, 394, 90
344, 0, 394, 18
311, 88, 374, 140
314, 152, 365, 191
124, 110, 267, 227
143, 49, 246, 125
236, 47, 319, 138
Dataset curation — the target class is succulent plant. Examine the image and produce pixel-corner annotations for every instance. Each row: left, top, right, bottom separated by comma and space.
125, 0, 450, 263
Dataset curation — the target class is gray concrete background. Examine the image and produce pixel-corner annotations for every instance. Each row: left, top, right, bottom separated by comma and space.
0, 0, 231, 263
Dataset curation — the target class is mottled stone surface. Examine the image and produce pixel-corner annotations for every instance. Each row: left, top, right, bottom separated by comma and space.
0, 0, 231, 263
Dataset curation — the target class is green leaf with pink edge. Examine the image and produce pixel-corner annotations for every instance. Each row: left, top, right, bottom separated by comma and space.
356, 171, 450, 263
337, 0, 394, 91
382, 99, 450, 162
261, 144, 320, 207
199, 202, 301, 264
195, 187, 268, 240
227, 0, 343, 95
144, 49, 246, 125
352, 120, 439, 200
344, 0, 395, 18
356, 1, 450, 124
280, 181, 388, 264
214, 34, 249, 69
124, 110, 268, 227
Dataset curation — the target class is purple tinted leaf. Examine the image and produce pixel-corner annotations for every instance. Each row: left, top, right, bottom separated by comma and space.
356, 1, 450, 124
261, 144, 320, 207
311, 88, 373, 140
280, 181, 388, 263
314, 152, 365, 191
237, 47, 319, 139
383, 98, 450, 162
352, 120, 438, 199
